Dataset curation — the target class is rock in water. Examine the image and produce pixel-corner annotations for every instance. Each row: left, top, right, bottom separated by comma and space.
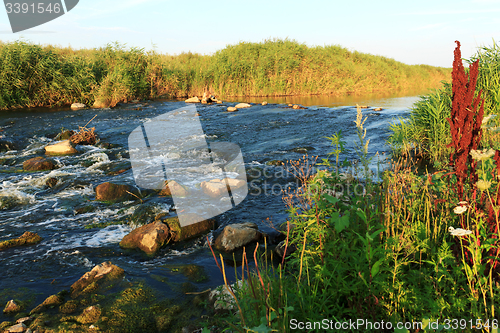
214, 222, 262, 252
30, 294, 63, 314
23, 156, 56, 171
200, 178, 245, 198
70, 103, 86, 110
70, 261, 124, 298
0, 232, 42, 251
234, 103, 251, 108
45, 140, 78, 156
227, 106, 238, 112
3, 300, 21, 314
119, 221, 170, 255
163, 215, 214, 242
185, 96, 200, 103
5, 323, 26, 333
94, 182, 133, 202
261, 101, 268, 106
159, 180, 188, 197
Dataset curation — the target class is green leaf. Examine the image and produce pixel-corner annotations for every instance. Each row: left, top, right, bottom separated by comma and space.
323, 193, 339, 205
371, 258, 383, 277
369, 227, 385, 241
335, 212, 350, 233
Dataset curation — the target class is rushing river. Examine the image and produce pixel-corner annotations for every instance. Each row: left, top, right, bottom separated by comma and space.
0, 93, 420, 324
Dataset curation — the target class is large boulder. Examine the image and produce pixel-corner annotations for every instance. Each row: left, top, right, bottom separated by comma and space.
95, 182, 134, 202
45, 140, 78, 156
214, 222, 262, 252
23, 156, 56, 171
70, 261, 124, 298
164, 214, 214, 242
0, 232, 42, 251
185, 96, 200, 103
119, 221, 170, 255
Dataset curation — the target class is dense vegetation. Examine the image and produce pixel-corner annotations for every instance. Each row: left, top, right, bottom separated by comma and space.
206, 42, 500, 332
0, 39, 449, 109
389, 41, 500, 168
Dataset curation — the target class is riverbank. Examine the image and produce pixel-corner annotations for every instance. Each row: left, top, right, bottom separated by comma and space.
0, 39, 450, 110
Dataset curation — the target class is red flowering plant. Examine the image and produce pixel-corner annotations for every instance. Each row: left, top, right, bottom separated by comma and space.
447, 41, 500, 275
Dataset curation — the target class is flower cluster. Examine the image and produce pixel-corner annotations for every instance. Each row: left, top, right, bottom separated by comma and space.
470, 148, 495, 162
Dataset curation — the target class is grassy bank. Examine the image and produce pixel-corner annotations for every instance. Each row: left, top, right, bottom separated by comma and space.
0, 39, 449, 109
205, 42, 500, 333
388, 41, 500, 168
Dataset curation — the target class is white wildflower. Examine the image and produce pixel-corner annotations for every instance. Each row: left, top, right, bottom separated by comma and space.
448, 226, 473, 236
476, 179, 492, 192
453, 205, 468, 215
470, 149, 495, 162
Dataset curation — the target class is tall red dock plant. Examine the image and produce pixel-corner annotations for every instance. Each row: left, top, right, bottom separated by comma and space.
447, 40, 485, 201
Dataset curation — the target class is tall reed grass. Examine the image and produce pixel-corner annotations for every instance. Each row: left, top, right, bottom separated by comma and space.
0, 38, 449, 110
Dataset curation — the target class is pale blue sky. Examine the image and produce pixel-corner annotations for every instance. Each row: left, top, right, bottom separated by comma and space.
1, 0, 499, 67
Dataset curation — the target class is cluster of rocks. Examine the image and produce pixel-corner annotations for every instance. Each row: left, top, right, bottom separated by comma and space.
1, 262, 123, 332
185, 92, 222, 104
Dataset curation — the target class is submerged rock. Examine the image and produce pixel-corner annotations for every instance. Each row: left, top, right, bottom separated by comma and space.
23, 156, 56, 171
3, 300, 21, 314
130, 202, 169, 226
70, 261, 124, 298
185, 96, 200, 103
94, 182, 134, 202
30, 294, 63, 314
119, 221, 170, 255
0, 139, 16, 152
214, 222, 262, 252
0, 232, 42, 251
234, 103, 251, 109
44, 140, 78, 156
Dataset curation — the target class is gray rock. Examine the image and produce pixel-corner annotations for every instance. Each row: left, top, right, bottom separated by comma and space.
71, 103, 87, 110
214, 222, 262, 252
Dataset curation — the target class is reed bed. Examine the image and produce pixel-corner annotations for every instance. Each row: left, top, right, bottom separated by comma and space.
0, 39, 449, 110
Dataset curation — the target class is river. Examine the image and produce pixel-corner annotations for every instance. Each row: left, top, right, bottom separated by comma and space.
0, 92, 421, 328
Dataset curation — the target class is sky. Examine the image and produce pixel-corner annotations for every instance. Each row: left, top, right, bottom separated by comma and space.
0, 0, 499, 68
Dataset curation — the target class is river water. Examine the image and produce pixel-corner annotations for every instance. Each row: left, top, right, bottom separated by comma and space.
0, 92, 421, 324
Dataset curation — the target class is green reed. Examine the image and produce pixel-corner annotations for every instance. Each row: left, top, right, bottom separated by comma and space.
0, 38, 449, 110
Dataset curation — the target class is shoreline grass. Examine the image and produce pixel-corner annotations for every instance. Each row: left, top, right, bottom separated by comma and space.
0, 38, 450, 110
206, 42, 500, 333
